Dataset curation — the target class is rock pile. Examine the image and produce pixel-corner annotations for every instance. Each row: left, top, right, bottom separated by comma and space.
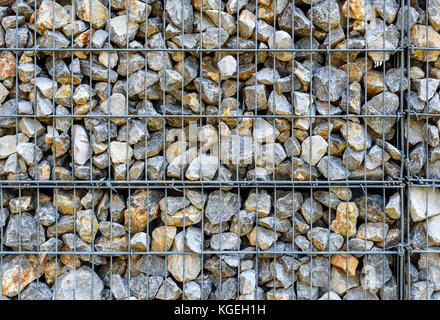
407, 186, 440, 300
404, 0, 440, 300
0, 0, 437, 301
0, 0, 405, 183
0, 187, 402, 300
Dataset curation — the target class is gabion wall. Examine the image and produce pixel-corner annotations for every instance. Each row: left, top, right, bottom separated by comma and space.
0, 0, 438, 300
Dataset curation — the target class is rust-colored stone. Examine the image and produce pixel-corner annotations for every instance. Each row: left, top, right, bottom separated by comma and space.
2, 254, 46, 297
342, 0, 366, 20
364, 71, 385, 97
0, 51, 16, 81
330, 254, 359, 277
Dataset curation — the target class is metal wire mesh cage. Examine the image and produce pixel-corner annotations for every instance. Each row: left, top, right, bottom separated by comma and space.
0, 0, 436, 300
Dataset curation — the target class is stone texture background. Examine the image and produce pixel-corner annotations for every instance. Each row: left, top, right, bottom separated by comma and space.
0, 0, 437, 300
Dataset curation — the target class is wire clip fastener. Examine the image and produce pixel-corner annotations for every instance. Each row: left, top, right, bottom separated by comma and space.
396, 243, 413, 256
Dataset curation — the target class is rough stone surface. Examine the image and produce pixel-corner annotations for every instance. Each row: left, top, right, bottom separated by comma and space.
0, 0, 428, 301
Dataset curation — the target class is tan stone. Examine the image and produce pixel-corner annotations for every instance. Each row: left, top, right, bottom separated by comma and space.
340, 63, 362, 83
53, 190, 83, 215
167, 231, 201, 282
410, 25, 440, 62
330, 254, 359, 277
330, 202, 359, 238
266, 289, 292, 300
95, 235, 128, 254
151, 226, 177, 253
60, 245, 82, 269
36, 0, 71, 30
38, 162, 52, 180
247, 226, 277, 250
258, 1, 274, 24
342, 0, 366, 20
124, 206, 151, 234
340, 121, 368, 152
53, 134, 70, 158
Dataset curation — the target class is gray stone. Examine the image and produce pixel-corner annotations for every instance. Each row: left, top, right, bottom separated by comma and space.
218, 55, 237, 80
129, 275, 163, 300
5, 213, 45, 251
99, 221, 126, 238
134, 255, 166, 276
166, 0, 193, 33
365, 18, 399, 63
215, 277, 238, 300
202, 27, 229, 49
184, 226, 203, 253
16, 143, 43, 167
53, 266, 104, 300
330, 267, 359, 296
413, 78, 440, 102
275, 191, 303, 219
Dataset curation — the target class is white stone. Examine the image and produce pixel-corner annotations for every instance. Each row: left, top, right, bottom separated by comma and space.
73, 125, 90, 165
167, 231, 201, 282
256, 68, 280, 85
18, 118, 45, 138
35, 77, 57, 99
100, 93, 126, 125
300, 135, 328, 165
409, 187, 440, 222
268, 91, 292, 115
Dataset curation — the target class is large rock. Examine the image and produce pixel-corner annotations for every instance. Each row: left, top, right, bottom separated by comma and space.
167, 231, 201, 282
72, 125, 90, 165
313, 66, 347, 102
2, 255, 45, 297
409, 187, 440, 222
75, 0, 109, 29
53, 266, 104, 300
300, 135, 328, 166
410, 25, 440, 62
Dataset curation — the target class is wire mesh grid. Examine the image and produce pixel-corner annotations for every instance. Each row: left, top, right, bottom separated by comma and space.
0, 0, 429, 300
